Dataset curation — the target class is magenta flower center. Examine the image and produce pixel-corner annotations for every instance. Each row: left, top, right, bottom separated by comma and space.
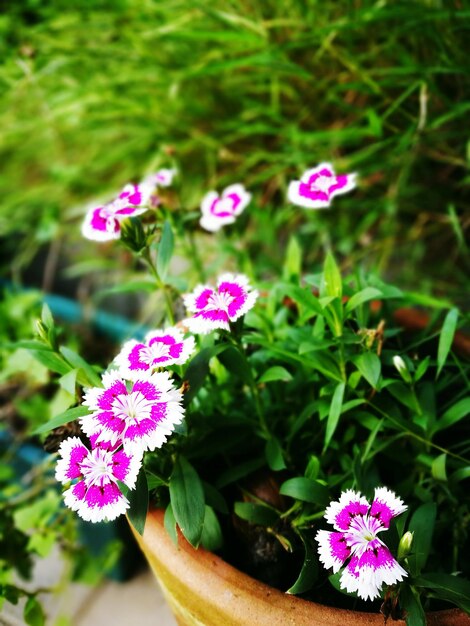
112, 390, 153, 423
80, 448, 115, 488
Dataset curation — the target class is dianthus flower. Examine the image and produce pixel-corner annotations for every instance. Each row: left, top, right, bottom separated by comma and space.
288, 163, 356, 209
200, 184, 251, 232
316, 488, 408, 601
140, 169, 177, 206
114, 327, 195, 375
55, 436, 141, 522
81, 183, 147, 242
183, 273, 258, 334
80, 370, 184, 456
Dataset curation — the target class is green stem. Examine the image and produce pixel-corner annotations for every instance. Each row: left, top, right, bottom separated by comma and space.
187, 230, 206, 283
229, 332, 269, 438
142, 248, 175, 325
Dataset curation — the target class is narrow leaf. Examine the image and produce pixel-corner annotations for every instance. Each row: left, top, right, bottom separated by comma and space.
169, 456, 205, 547
259, 366, 293, 383
24, 596, 45, 626
156, 220, 174, 280
127, 466, 149, 536
164, 503, 178, 545
324, 382, 346, 450
265, 437, 287, 471
345, 287, 382, 313
287, 532, 318, 594
407, 502, 437, 575
33, 406, 90, 434
200, 506, 223, 551
322, 251, 342, 299
279, 477, 329, 507
234, 502, 278, 526
60, 346, 102, 387
437, 308, 459, 377
354, 353, 381, 389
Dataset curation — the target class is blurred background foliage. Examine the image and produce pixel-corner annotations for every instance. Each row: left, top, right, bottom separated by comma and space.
0, 0, 468, 300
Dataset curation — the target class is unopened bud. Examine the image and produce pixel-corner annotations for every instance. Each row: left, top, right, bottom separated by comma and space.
393, 355, 412, 383
398, 531, 414, 559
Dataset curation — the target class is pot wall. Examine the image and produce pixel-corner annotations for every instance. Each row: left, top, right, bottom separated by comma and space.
131, 510, 470, 626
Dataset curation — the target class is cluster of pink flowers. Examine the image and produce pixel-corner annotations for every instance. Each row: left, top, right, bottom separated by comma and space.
55, 323, 194, 522
56, 274, 258, 521
81, 169, 177, 242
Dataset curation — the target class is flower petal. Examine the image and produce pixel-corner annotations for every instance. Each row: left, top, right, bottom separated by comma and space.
324, 489, 370, 531
370, 487, 407, 528
316, 530, 351, 573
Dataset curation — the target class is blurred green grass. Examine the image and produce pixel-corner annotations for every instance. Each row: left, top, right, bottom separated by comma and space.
0, 0, 468, 298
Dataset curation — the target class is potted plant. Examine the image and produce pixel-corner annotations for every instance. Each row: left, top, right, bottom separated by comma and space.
27, 165, 470, 625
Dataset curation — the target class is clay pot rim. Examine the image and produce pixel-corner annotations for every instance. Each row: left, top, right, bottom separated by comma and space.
134, 509, 469, 626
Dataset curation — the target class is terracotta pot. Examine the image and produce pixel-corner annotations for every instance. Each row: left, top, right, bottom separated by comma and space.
131, 510, 470, 626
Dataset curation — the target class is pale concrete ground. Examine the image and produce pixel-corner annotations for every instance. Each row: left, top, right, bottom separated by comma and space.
0, 546, 176, 626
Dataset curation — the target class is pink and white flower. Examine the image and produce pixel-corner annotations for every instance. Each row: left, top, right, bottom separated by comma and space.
200, 184, 251, 232
55, 436, 141, 522
288, 163, 356, 209
316, 488, 408, 601
81, 183, 147, 242
80, 370, 184, 456
183, 273, 258, 334
114, 327, 195, 375
140, 169, 177, 206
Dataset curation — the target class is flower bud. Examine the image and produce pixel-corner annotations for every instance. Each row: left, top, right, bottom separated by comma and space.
120, 217, 148, 252
398, 531, 414, 560
393, 355, 412, 383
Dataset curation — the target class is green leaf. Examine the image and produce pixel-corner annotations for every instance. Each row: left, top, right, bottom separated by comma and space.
24, 596, 45, 626
169, 456, 205, 547
283, 236, 302, 280
322, 251, 342, 299
215, 458, 265, 489
433, 397, 470, 433
217, 346, 253, 385
353, 353, 381, 389
58, 369, 78, 395
279, 477, 329, 507
156, 220, 174, 280
41, 303, 54, 329
29, 349, 71, 376
287, 532, 318, 594
437, 308, 459, 378
345, 287, 382, 313
184, 344, 229, 405
234, 502, 279, 526
282, 284, 323, 319
324, 382, 346, 450
33, 406, 90, 434
265, 437, 287, 471
258, 366, 293, 383
413, 573, 470, 613
164, 503, 178, 545
400, 584, 426, 626
127, 466, 149, 536
60, 346, 102, 387
431, 453, 447, 481
407, 502, 437, 575
200, 506, 223, 551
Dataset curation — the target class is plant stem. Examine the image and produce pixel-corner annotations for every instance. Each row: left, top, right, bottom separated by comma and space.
229, 332, 269, 439
142, 248, 175, 325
